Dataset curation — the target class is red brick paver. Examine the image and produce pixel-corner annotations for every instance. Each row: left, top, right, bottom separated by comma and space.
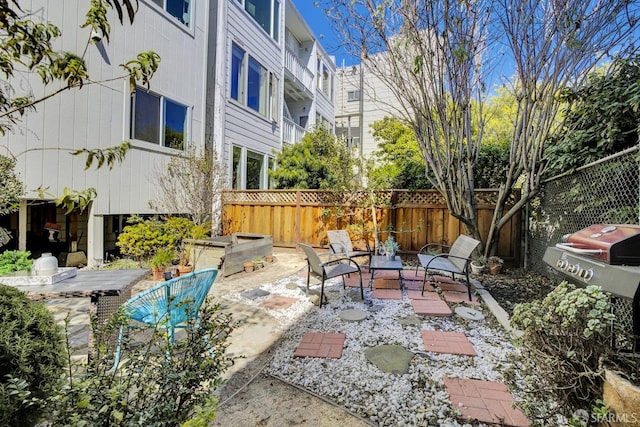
437, 282, 469, 293
421, 330, 477, 356
344, 274, 366, 288
443, 377, 530, 426
373, 278, 401, 289
407, 290, 442, 300
411, 299, 452, 316
259, 295, 299, 310
371, 289, 403, 300
293, 332, 346, 359
404, 280, 436, 292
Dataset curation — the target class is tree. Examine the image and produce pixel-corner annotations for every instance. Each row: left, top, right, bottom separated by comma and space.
0, 155, 22, 215
149, 145, 227, 231
368, 117, 432, 190
0, 0, 160, 212
324, 0, 639, 256
270, 127, 361, 190
544, 56, 640, 178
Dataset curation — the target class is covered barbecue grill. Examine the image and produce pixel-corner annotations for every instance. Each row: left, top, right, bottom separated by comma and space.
543, 224, 640, 352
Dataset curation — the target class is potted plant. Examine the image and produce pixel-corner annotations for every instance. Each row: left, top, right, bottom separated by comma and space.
253, 257, 265, 270
470, 255, 487, 274
150, 248, 174, 280
243, 260, 254, 273
166, 217, 210, 275
488, 256, 504, 274
382, 236, 399, 260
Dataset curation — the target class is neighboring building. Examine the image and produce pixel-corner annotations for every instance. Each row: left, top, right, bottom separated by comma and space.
0, 0, 335, 263
207, 0, 336, 190
335, 63, 400, 160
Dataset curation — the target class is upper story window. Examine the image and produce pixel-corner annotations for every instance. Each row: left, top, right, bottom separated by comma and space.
317, 59, 332, 100
347, 90, 361, 102
131, 87, 189, 150
237, 0, 280, 41
230, 42, 279, 122
152, 0, 191, 26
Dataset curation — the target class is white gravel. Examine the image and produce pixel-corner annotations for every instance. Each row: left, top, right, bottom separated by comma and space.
222, 274, 563, 426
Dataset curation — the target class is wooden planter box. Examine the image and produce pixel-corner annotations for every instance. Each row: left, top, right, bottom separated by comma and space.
188, 233, 273, 277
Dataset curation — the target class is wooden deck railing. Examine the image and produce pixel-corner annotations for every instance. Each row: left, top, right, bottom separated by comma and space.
222, 189, 521, 263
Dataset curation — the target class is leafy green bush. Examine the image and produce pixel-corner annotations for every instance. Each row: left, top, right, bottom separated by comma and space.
509, 282, 615, 413
116, 215, 179, 261
0, 250, 33, 275
46, 300, 237, 425
0, 285, 65, 427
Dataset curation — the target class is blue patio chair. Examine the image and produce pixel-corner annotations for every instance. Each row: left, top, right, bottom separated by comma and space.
112, 268, 218, 370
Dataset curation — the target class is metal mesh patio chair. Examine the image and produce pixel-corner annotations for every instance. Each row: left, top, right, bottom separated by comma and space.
415, 235, 480, 300
300, 243, 363, 308
327, 230, 372, 268
112, 268, 218, 370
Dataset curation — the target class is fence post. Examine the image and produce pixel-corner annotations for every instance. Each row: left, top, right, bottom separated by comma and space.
295, 190, 301, 248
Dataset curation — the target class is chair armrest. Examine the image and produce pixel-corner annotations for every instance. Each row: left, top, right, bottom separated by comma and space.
424, 253, 472, 270
329, 243, 346, 255
418, 243, 451, 254
320, 255, 362, 271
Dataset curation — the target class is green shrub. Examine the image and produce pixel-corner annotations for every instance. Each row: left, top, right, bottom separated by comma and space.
46, 300, 237, 425
0, 285, 65, 426
116, 215, 179, 261
0, 250, 33, 275
509, 282, 615, 413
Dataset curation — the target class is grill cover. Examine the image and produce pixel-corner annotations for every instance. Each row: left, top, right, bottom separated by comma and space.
564, 224, 640, 265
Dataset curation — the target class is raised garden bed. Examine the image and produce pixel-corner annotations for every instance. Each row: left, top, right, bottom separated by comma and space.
189, 233, 273, 277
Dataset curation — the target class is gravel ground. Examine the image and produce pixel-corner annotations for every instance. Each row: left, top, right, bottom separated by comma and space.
214, 271, 564, 426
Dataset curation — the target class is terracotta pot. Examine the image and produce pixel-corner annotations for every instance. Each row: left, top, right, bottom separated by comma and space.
489, 264, 502, 275
265, 255, 274, 263
243, 261, 254, 273
177, 264, 194, 275
152, 267, 165, 281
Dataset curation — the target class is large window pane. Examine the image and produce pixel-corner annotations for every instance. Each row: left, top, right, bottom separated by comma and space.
132, 89, 160, 144
245, 0, 270, 33
164, 99, 187, 149
273, 1, 279, 41
247, 57, 267, 116
246, 150, 264, 189
232, 146, 242, 189
231, 44, 245, 101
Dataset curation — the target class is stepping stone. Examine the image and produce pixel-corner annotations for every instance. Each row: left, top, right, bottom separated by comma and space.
294, 332, 346, 359
411, 299, 452, 316
259, 295, 298, 310
373, 278, 401, 289
371, 289, 402, 300
241, 288, 270, 299
368, 304, 384, 312
339, 309, 367, 322
455, 306, 485, 321
365, 344, 414, 374
398, 315, 421, 327
442, 291, 480, 305
285, 282, 299, 290
443, 377, 530, 426
404, 281, 435, 292
421, 330, 477, 356
407, 290, 441, 300
438, 282, 469, 293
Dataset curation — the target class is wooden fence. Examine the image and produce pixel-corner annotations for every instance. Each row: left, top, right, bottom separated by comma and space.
222, 189, 521, 264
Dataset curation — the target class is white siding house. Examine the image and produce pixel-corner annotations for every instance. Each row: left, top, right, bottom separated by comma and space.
0, 0, 209, 264
0, 0, 334, 263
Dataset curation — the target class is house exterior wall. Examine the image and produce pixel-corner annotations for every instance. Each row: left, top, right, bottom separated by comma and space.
0, 0, 209, 263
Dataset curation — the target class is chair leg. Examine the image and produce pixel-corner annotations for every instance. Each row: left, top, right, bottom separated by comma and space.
359, 272, 364, 301
306, 263, 311, 295
465, 270, 472, 301
320, 273, 326, 308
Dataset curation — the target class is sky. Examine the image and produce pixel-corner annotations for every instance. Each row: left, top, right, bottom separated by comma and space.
292, 1, 359, 67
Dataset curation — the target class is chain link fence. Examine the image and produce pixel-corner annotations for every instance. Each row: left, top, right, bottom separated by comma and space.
528, 146, 640, 353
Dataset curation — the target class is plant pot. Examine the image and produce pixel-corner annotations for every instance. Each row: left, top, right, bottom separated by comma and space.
152, 267, 165, 281
243, 261, 254, 273
489, 264, 502, 275
265, 255, 274, 263
470, 262, 485, 274
386, 253, 396, 261
177, 264, 194, 275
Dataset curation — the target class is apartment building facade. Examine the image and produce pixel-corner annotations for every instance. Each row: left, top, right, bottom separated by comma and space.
0, 0, 335, 264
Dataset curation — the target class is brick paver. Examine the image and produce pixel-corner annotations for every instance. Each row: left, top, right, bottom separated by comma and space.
437, 282, 469, 293
259, 295, 299, 310
421, 330, 477, 356
443, 377, 530, 426
407, 290, 441, 300
442, 291, 480, 305
344, 274, 366, 288
373, 278, 401, 289
411, 299, 452, 316
404, 280, 435, 292
371, 288, 403, 299
293, 332, 346, 359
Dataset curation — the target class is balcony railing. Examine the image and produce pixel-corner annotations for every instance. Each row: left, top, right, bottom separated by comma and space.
284, 47, 314, 92
283, 117, 307, 144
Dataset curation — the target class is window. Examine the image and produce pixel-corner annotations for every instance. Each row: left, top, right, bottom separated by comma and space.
230, 45, 279, 122
246, 150, 264, 189
237, 0, 280, 41
232, 146, 242, 189
131, 87, 188, 150
231, 44, 245, 101
247, 58, 267, 115
152, 0, 191, 26
347, 90, 360, 102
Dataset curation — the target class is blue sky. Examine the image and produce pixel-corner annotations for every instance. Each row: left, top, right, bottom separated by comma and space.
292, 1, 359, 66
